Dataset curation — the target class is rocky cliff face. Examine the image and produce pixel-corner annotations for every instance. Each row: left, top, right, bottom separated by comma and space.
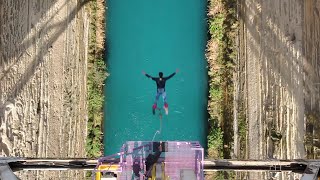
237, 0, 320, 179
303, 0, 320, 160
0, 0, 89, 179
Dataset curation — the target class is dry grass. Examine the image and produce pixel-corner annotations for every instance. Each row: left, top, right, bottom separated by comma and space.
206, 39, 221, 74
95, 0, 105, 54
207, 0, 224, 17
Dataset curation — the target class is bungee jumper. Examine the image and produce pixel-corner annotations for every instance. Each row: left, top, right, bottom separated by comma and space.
142, 69, 179, 115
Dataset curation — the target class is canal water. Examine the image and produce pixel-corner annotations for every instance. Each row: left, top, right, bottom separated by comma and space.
104, 0, 208, 155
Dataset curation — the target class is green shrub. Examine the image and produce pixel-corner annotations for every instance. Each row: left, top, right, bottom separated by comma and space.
208, 127, 223, 148
209, 14, 225, 41
86, 57, 107, 158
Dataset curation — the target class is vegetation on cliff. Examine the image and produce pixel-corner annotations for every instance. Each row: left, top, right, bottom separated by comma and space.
86, 0, 107, 158
206, 0, 238, 159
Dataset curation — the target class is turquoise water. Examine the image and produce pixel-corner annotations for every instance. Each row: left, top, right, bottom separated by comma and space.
104, 0, 208, 155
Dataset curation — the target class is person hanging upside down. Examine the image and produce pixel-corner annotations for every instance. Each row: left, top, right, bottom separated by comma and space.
142, 69, 179, 115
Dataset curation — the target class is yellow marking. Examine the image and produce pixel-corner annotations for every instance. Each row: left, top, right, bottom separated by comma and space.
95, 164, 120, 180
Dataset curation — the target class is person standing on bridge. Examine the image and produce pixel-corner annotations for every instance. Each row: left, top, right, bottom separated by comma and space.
142, 69, 179, 115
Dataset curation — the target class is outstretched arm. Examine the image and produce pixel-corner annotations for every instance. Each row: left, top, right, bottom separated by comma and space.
164, 69, 179, 80
142, 71, 156, 80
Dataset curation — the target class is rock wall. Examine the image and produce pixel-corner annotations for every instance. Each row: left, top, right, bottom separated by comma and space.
0, 0, 89, 179
304, 0, 320, 159
237, 0, 320, 179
